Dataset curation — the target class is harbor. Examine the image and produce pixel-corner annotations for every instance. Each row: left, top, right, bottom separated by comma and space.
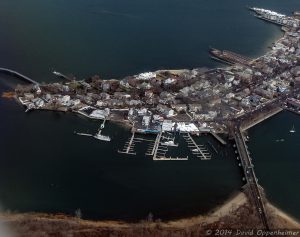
118, 129, 210, 161
1, 0, 300, 229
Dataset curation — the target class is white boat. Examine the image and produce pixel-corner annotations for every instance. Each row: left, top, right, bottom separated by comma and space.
53, 70, 61, 76
290, 125, 296, 133
161, 141, 178, 147
94, 130, 111, 141
75, 130, 111, 141
161, 138, 178, 147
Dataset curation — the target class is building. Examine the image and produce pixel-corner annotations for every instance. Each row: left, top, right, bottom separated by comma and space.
142, 116, 151, 127
287, 98, 300, 110
89, 109, 110, 119
162, 120, 175, 132
136, 72, 156, 80
176, 122, 199, 133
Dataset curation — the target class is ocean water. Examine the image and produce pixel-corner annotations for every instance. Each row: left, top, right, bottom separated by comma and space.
248, 111, 300, 220
0, 0, 299, 220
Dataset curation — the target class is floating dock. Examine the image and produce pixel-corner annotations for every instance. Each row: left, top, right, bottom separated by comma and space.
118, 132, 140, 155
146, 132, 162, 157
183, 133, 211, 160
153, 156, 188, 161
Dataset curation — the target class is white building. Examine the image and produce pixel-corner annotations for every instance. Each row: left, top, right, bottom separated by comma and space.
61, 95, 71, 105
136, 72, 156, 80
89, 109, 110, 119
176, 122, 199, 133
162, 120, 175, 132
142, 116, 151, 127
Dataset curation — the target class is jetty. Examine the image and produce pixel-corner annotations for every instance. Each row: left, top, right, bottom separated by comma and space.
209, 48, 252, 66
0, 67, 39, 85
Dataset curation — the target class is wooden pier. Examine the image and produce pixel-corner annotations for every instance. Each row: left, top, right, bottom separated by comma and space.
146, 132, 162, 157
118, 132, 139, 155
183, 133, 211, 160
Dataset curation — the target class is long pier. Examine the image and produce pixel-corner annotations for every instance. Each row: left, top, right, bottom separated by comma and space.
0, 67, 39, 85
209, 48, 252, 66
152, 132, 163, 160
233, 126, 269, 230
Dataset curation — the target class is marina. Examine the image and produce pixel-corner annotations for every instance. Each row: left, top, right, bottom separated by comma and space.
183, 133, 212, 160
1, 0, 300, 227
118, 132, 139, 155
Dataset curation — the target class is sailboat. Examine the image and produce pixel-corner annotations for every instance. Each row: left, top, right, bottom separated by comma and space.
290, 125, 296, 133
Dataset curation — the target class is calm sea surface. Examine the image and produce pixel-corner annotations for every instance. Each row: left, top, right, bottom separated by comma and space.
0, 0, 299, 220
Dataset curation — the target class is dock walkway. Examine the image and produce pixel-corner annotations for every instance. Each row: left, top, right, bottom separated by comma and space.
118, 132, 138, 155
183, 133, 211, 160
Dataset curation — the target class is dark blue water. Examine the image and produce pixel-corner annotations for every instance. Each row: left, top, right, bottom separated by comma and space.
0, 0, 294, 80
248, 111, 300, 220
0, 0, 299, 220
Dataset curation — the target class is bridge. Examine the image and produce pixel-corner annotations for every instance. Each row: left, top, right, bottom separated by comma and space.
233, 126, 270, 230
0, 67, 39, 85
